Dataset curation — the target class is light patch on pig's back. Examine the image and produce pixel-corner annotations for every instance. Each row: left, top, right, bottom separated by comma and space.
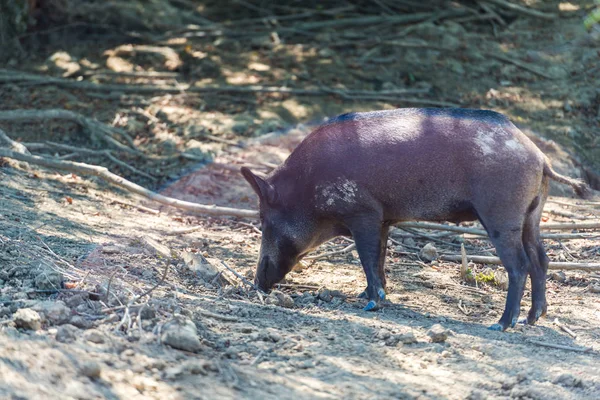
473, 126, 529, 161
316, 178, 359, 209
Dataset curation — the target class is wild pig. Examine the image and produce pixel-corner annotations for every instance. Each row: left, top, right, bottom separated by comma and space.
241, 108, 592, 331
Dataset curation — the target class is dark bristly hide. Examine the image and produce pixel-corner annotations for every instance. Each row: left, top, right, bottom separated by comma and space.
242, 108, 592, 331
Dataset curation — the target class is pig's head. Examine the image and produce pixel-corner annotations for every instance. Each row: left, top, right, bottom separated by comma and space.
241, 167, 316, 291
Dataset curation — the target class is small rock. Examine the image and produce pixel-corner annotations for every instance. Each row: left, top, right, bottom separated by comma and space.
397, 332, 418, 344
80, 361, 102, 379
267, 330, 282, 343
403, 238, 416, 247
13, 308, 42, 330
317, 288, 333, 303
550, 271, 567, 282
427, 324, 450, 343
589, 284, 600, 294
185, 360, 210, 375
376, 328, 391, 340
34, 271, 63, 291
420, 243, 438, 262
69, 315, 93, 329
32, 301, 72, 325
0, 306, 11, 317
84, 329, 106, 344
56, 324, 80, 343
65, 294, 88, 308
295, 292, 316, 306
267, 290, 295, 308
139, 305, 156, 320
164, 365, 185, 380
553, 372, 585, 388
161, 316, 203, 352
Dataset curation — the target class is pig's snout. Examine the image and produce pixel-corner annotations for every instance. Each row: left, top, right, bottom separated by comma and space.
255, 256, 275, 292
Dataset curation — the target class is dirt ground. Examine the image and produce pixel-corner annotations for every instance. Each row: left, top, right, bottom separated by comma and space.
2, 2, 600, 399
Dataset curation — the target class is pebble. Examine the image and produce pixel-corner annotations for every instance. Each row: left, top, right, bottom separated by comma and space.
267, 290, 295, 308
419, 243, 438, 262
69, 315, 94, 329
376, 328, 391, 340
65, 294, 89, 308
396, 332, 418, 344
161, 316, 203, 352
553, 372, 585, 388
427, 324, 450, 343
403, 237, 417, 247
32, 301, 72, 325
80, 361, 102, 379
13, 308, 42, 330
550, 271, 566, 283
56, 324, 80, 343
84, 329, 106, 344
589, 284, 600, 294
34, 271, 63, 291
317, 288, 333, 303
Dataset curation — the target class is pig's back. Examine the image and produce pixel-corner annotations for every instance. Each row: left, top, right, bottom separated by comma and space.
279, 108, 546, 221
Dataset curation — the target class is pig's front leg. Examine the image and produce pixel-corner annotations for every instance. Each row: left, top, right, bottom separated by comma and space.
347, 215, 387, 311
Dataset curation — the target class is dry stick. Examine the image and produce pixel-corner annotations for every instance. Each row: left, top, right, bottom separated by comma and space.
485, 0, 557, 20
0, 72, 444, 105
24, 141, 155, 179
381, 41, 553, 80
220, 261, 257, 289
553, 318, 577, 339
305, 243, 356, 261
528, 340, 592, 353
0, 128, 30, 154
167, 225, 205, 235
0, 148, 258, 218
482, 51, 554, 79
396, 221, 599, 235
439, 254, 600, 271
105, 196, 160, 215
197, 309, 239, 322
0, 109, 139, 155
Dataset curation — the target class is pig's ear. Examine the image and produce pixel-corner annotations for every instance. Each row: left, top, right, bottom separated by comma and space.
241, 167, 278, 205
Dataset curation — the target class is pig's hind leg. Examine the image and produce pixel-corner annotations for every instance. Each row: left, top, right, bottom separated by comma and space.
522, 181, 550, 325
477, 212, 531, 331
347, 216, 388, 311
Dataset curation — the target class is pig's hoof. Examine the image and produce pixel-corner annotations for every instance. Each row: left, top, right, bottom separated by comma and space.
358, 290, 368, 299
487, 323, 505, 332
363, 300, 379, 311
377, 288, 386, 301
527, 304, 546, 325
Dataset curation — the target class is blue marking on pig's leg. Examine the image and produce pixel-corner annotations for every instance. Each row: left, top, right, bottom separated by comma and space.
347, 215, 387, 312
358, 289, 368, 299
364, 300, 379, 311
488, 323, 504, 331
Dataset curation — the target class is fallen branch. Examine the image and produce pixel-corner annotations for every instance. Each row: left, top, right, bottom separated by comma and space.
0, 71, 448, 105
440, 254, 600, 271
0, 109, 139, 155
486, 0, 557, 20
24, 141, 155, 179
396, 221, 600, 236
540, 221, 600, 230
0, 128, 30, 154
553, 318, 577, 339
305, 243, 356, 260
0, 147, 258, 218
220, 260, 257, 289
528, 340, 592, 353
